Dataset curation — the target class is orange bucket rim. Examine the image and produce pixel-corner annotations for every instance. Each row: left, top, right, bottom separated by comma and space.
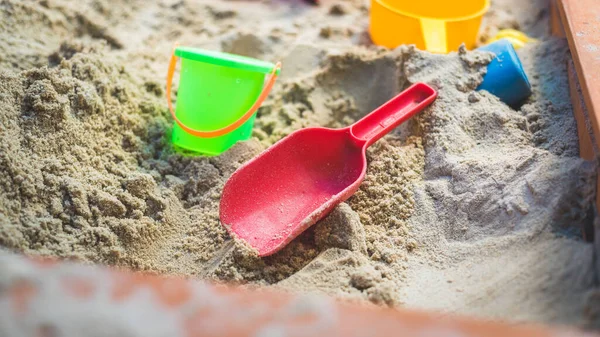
373, 0, 490, 22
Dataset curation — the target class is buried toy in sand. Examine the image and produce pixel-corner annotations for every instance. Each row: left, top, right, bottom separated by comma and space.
220, 83, 437, 256
477, 39, 532, 107
485, 29, 538, 50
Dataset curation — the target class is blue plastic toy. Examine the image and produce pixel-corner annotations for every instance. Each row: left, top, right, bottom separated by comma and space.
477, 39, 532, 107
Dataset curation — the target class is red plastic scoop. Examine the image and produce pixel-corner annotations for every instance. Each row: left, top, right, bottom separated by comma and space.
220, 83, 437, 256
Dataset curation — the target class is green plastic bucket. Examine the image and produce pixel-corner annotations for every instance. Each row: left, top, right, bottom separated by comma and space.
166, 46, 281, 156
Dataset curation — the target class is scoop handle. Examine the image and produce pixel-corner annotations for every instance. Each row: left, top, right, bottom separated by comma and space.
349, 83, 437, 147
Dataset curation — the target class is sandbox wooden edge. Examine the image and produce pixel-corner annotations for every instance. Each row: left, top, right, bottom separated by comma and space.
554, 0, 600, 247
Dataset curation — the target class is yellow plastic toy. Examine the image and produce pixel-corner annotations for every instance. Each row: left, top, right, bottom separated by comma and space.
370, 0, 490, 53
485, 29, 538, 49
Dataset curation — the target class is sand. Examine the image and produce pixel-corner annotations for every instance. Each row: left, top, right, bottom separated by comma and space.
0, 0, 598, 330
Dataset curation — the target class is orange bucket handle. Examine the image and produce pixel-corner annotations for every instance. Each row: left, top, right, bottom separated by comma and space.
166, 48, 281, 138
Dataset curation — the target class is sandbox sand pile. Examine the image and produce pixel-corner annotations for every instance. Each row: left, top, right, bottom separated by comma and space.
0, 0, 598, 329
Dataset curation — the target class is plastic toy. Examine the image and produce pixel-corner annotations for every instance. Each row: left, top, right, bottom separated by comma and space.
166, 46, 281, 155
485, 29, 538, 49
370, 0, 490, 53
477, 39, 532, 106
220, 83, 437, 256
